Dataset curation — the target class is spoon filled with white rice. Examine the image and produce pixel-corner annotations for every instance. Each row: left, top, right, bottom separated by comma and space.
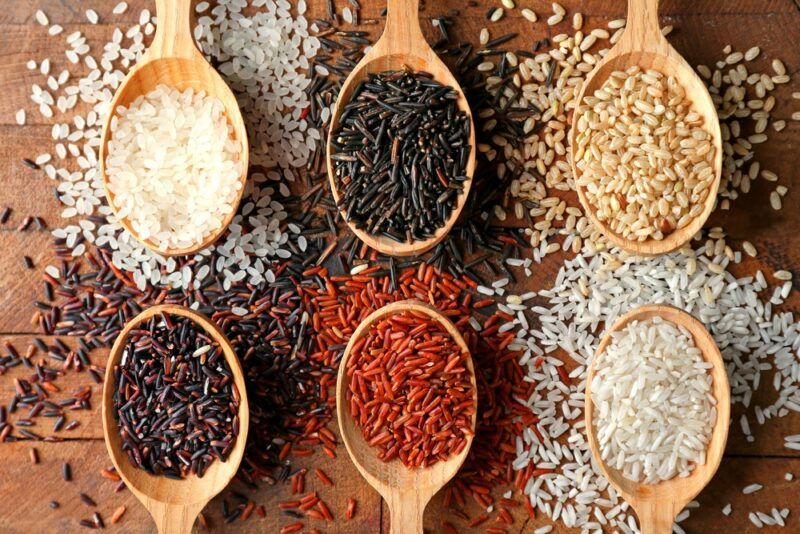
585, 304, 730, 534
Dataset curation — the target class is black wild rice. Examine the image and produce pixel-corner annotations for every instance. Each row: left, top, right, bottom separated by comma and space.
330, 69, 471, 244
111, 312, 240, 479
78, 518, 96, 529
22, 158, 39, 170
301, 18, 526, 280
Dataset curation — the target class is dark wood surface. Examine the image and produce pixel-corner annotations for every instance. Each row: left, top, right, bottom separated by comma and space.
1, 1, 799, 532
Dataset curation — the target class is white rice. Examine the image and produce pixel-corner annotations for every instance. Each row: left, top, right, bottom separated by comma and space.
743, 483, 763, 494
35, 9, 48, 26
106, 85, 243, 251
591, 316, 716, 484
22, 0, 322, 290
510, 242, 800, 531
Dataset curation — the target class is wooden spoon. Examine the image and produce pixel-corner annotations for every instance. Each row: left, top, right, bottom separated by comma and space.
101, 304, 249, 534
585, 304, 730, 534
99, 0, 249, 257
336, 300, 477, 533
326, 0, 476, 258
570, 0, 723, 256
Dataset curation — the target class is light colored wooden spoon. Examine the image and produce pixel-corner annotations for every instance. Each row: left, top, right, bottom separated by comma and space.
101, 304, 249, 534
326, 0, 476, 258
585, 304, 730, 534
99, 0, 249, 257
570, 0, 723, 256
336, 300, 477, 534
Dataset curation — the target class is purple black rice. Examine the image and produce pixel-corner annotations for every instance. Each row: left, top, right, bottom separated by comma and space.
330, 69, 471, 244
111, 312, 240, 479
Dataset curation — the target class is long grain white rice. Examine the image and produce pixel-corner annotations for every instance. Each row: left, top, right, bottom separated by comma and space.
591, 316, 716, 484
510, 239, 800, 531
742, 483, 763, 494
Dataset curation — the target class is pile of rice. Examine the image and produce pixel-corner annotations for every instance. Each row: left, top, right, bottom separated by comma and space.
590, 316, 716, 484
574, 67, 717, 241
106, 85, 243, 250
24, 0, 321, 289
500, 243, 799, 531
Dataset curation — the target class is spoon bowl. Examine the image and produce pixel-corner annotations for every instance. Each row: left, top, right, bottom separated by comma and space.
99, 0, 249, 257
585, 304, 730, 534
326, 0, 476, 257
336, 300, 477, 533
101, 304, 249, 534
570, 0, 722, 256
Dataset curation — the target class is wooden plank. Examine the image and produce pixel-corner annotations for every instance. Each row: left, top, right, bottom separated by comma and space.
424, 458, 800, 533
680, 456, 800, 533
0, 0, 795, 28
0, 440, 152, 534
0, 335, 105, 440
422, 485, 532, 533
0, 232, 62, 335
0, 440, 383, 533
1, 439, 796, 533
0, 126, 64, 216
3, 1, 800, 124
0, 1, 150, 25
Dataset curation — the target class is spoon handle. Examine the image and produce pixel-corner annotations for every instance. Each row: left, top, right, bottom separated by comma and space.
387, 490, 425, 534
377, 0, 426, 56
150, 0, 199, 60
624, 0, 662, 44
636, 502, 675, 534
148, 501, 202, 534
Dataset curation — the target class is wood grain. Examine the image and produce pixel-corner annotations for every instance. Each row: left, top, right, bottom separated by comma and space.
0, 440, 384, 534
0, 440, 795, 533
1, 1, 799, 533
0, 334, 105, 440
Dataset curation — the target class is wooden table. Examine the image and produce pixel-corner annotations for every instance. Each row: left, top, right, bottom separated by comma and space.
1, 1, 799, 532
